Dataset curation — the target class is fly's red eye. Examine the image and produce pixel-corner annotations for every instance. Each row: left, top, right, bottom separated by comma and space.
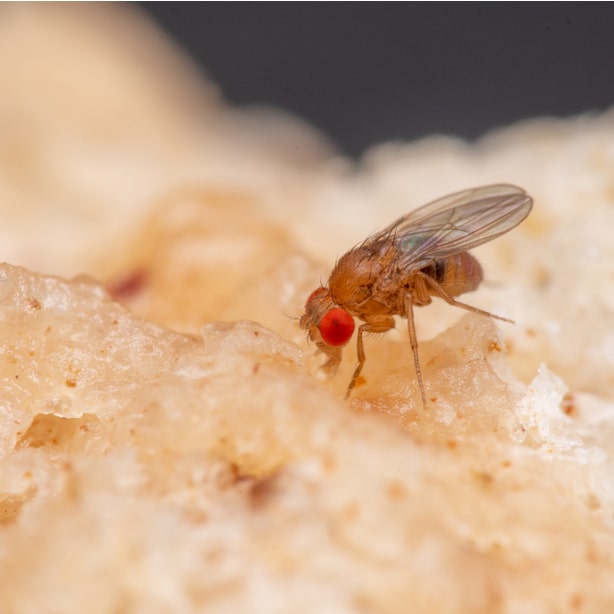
318, 308, 355, 346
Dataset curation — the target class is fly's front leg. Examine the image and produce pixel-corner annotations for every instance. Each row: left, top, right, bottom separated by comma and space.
346, 316, 395, 398
307, 326, 342, 375
315, 339, 342, 376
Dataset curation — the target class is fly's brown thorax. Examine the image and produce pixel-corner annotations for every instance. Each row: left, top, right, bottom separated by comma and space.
423, 252, 483, 298
328, 242, 396, 314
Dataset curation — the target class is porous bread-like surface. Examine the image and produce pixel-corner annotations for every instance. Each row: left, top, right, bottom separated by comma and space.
1, 4, 614, 613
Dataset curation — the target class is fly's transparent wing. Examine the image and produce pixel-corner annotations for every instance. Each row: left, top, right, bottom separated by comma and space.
369, 184, 532, 269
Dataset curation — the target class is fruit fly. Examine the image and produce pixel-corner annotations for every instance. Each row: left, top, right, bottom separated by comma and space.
300, 184, 533, 407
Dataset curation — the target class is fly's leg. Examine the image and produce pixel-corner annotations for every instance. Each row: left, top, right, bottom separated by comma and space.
306, 323, 343, 376
314, 338, 342, 376
423, 275, 513, 323
346, 317, 395, 398
403, 294, 428, 409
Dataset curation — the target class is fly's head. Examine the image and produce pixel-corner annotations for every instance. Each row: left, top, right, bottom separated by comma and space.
300, 286, 355, 375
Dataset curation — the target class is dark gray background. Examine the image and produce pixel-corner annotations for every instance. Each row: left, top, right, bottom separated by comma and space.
143, 4, 614, 157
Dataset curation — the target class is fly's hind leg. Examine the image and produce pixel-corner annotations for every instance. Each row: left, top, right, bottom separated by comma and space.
423, 276, 513, 323
346, 316, 395, 398
405, 275, 511, 410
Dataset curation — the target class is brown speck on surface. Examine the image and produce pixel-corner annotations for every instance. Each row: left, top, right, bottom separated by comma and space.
534, 266, 552, 290
65, 378, 77, 388
354, 375, 367, 388
26, 297, 41, 311
585, 492, 601, 511
252, 362, 260, 375
322, 454, 336, 473
569, 592, 583, 610
248, 474, 279, 510
386, 480, 406, 500
107, 269, 147, 301
473, 470, 494, 487
561, 392, 577, 416
488, 340, 502, 352
342, 501, 360, 521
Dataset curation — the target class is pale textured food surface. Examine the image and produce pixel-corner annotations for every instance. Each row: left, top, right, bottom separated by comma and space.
1, 5, 614, 614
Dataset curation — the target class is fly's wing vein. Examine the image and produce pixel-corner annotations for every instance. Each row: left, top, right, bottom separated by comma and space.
365, 184, 532, 270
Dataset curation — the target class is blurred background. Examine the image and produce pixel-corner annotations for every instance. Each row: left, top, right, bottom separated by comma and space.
143, 4, 614, 158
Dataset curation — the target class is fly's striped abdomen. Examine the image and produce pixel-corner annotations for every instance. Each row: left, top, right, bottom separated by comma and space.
433, 252, 483, 297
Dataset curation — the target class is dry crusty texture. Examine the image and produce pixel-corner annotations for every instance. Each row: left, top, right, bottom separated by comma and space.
1, 4, 614, 614
3, 263, 614, 614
